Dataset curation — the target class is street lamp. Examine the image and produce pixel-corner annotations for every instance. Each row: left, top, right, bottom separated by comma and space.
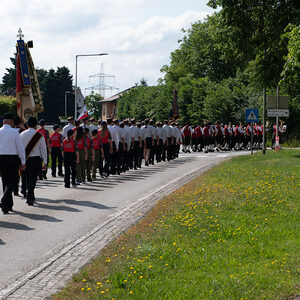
75, 53, 108, 118
64, 91, 72, 117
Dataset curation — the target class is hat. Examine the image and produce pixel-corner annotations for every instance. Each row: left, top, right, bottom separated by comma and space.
53, 124, 60, 130
100, 120, 107, 125
3, 113, 14, 120
90, 118, 95, 122
113, 118, 118, 123
67, 116, 74, 121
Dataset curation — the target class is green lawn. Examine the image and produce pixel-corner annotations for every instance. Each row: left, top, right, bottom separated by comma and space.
53, 150, 300, 300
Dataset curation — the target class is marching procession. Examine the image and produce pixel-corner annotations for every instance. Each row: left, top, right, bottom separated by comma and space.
0, 113, 286, 214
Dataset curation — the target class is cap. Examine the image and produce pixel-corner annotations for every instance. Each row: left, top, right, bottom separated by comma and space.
67, 116, 74, 121
90, 118, 95, 122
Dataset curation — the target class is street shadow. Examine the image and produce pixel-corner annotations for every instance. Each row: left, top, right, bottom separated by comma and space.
75, 187, 104, 192
0, 239, 5, 245
0, 221, 34, 231
34, 201, 81, 212
101, 158, 196, 184
13, 211, 63, 223
37, 198, 115, 210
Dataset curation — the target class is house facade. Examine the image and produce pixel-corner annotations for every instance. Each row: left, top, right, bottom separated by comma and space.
100, 87, 135, 121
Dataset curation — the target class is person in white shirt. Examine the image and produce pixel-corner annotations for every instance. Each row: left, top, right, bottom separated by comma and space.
169, 122, 178, 159
163, 120, 173, 161
175, 123, 183, 157
89, 118, 99, 133
156, 122, 166, 162
130, 119, 142, 169
0, 114, 26, 214
119, 121, 128, 172
136, 122, 143, 167
149, 120, 159, 165
124, 119, 133, 169
62, 117, 75, 139
20, 117, 47, 205
107, 118, 120, 175
141, 119, 154, 166
80, 117, 91, 137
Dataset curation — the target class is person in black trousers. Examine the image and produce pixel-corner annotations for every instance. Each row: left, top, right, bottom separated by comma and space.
20, 117, 47, 206
98, 121, 113, 177
50, 125, 63, 177
0, 114, 26, 214
62, 130, 79, 188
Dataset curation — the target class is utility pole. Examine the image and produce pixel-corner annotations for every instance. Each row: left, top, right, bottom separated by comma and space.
85, 63, 119, 98
74, 53, 108, 118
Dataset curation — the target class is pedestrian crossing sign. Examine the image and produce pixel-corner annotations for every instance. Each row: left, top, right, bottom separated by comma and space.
245, 108, 259, 122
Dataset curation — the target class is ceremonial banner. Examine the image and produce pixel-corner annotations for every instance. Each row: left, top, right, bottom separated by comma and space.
16, 30, 43, 121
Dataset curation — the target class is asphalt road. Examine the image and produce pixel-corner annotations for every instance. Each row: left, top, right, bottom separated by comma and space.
0, 151, 249, 290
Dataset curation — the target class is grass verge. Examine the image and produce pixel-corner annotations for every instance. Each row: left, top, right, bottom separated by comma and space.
53, 150, 300, 299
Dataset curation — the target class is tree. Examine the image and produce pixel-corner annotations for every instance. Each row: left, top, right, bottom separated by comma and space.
1, 56, 17, 96
206, 0, 300, 88
280, 24, 300, 97
85, 92, 103, 120
39, 67, 73, 123
161, 13, 240, 85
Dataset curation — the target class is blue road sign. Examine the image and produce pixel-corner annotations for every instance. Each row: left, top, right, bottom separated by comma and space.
246, 108, 259, 123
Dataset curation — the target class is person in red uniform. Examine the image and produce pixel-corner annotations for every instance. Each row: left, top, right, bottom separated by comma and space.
72, 120, 80, 133
257, 122, 263, 149
215, 121, 223, 151
234, 122, 244, 150
98, 121, 113, 177
191, 126, 197, 152
181, 124, 192, 153
224, 124, 231, 151
91, 129, 104, 179
246, 122, 253, 150
83, 128, 95, 181
50, 124, 63, 177
37, 119, 50, 180
62, 130, 79, 188
194, 124, 203, 152
75, 127, 87, 184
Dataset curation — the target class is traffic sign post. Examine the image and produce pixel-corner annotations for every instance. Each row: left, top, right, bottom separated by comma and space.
245, 108, 259, 123
267, 109, 289, 117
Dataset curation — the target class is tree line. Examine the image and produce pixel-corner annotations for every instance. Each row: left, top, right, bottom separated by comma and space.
117, 0, 300, 138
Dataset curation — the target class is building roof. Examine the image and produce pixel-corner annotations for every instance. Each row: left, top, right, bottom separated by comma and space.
100, 86, 136, 103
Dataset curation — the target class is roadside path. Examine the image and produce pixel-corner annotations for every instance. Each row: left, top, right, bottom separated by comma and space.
0, 151, 249, 299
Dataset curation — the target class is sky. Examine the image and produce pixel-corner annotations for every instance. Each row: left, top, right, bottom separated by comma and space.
0, 0, 216, 98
